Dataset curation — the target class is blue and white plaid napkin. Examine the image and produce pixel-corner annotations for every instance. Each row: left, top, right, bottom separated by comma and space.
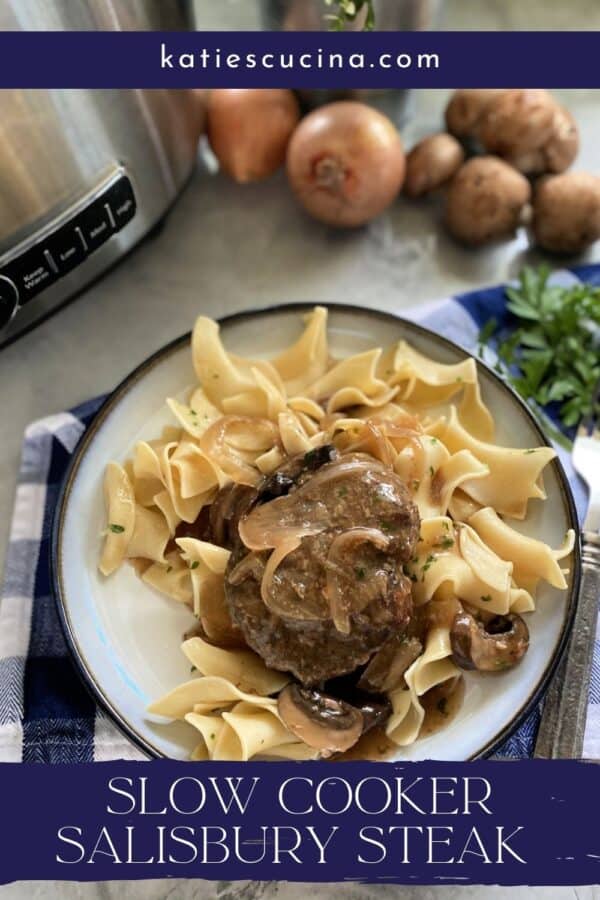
1, 266, 597, 763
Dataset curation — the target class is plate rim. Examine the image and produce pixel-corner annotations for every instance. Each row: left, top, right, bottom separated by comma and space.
51, 301, 582, 761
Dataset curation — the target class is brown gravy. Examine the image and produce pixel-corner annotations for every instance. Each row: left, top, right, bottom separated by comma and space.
336, 676, 465, 761
420, 675, 465, 737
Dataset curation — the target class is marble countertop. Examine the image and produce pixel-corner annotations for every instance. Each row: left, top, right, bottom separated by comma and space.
2, 88, 600, 578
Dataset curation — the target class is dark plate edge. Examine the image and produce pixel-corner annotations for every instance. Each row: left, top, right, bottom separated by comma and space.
50, 301, 583, 762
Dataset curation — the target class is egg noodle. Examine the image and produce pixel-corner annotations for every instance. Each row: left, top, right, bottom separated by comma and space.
99, 307, 574, 760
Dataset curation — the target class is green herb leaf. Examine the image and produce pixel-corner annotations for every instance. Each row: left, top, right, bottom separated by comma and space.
108, 523, 125, 534
480, 594, 492, 603
478, 266, 600, 433
325, 0, 375, 30
190, 561, 200, 570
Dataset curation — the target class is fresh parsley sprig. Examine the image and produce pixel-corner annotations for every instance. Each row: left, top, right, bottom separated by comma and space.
479, 266, 600, 436
324, 0, 376, 31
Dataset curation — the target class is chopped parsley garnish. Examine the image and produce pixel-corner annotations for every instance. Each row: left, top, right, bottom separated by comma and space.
480, 594, 492, 603
421, 554, 436, 581
412, 480, 420, 491
430, 437, 438, 444
380, 520, 394, 532
210, 732, 215, 740
438, 536, 454, 550
429, 466, 435, 477
338, 486, 349, 498
524, 449, 537, 454
190, 560, 200, 570
108, 523, 125, 534
166, 566, 173, 574
190, 665, 197, 673
478, 265, 600, 434
355, 567, 366, 580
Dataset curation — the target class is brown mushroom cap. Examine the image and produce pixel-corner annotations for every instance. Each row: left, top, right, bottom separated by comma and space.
543, 106, 579, 173
404, 134, 465, 199
450, 611, 529, 672
277, 684, 363, 756
358, 635, 423, 692
444, 89, 504, 140
532, 171, 600, 254
444, 156, 531, 246
504, 104, 579, 175
477, 89, 557, 158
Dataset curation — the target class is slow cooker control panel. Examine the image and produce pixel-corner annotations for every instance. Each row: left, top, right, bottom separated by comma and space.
0, 173, 136, 329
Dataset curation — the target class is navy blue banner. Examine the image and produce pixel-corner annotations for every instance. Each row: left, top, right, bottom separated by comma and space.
0, 31, 599, 88
1, 760, 600, 884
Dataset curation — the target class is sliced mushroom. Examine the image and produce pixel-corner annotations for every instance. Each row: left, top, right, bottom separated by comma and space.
277, 684, 363, 756
208, 482, 258, 548
257, 444, 338, 503
358, 635, 423, 693
354, 694, 392, 734
450, 611, 529, 672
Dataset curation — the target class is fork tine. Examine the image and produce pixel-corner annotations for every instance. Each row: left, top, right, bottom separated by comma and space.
578, 422, 590, 438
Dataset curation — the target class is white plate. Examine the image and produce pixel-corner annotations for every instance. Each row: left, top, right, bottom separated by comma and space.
52, 304, 581, 760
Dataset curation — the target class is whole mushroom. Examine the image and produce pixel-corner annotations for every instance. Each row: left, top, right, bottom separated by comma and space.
477, 89, 579, 175
532, 171, 600, 254
444, 156, 531, 246
278, 684, 364, 756
504, 105, 579, 175
477, 89, 555, 154
404, 134, 465, 199
444, 89, 504, 140
450, 611, 529, 672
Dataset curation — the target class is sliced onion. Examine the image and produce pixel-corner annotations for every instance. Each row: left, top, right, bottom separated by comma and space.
334, 422, 395, 466
325, 527, 390, 634
200, 416, 279, 485
237, 454, 398, 620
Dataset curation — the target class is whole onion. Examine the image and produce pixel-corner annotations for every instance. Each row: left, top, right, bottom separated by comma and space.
207, 89, 300, 183
286, 101, 406, 228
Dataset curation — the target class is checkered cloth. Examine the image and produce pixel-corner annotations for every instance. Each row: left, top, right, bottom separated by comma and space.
0, 266, 596, 763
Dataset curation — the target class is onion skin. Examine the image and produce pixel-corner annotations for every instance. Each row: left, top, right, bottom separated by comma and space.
207, 89, 300, 183
286, 101, 406, 228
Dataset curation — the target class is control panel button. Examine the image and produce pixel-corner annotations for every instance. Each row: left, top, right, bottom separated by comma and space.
45, 225, 86, 275
0, 275, 19, 329
75, 199, 113, 253
1, 246, 58, 304
0, 171, 137, 315
104, 175, 136, 229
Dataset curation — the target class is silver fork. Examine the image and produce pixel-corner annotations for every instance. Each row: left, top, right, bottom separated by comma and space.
535, 397, 600, 758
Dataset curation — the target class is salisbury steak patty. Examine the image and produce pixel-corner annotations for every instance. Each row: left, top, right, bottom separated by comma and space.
221, 448, 420, 685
